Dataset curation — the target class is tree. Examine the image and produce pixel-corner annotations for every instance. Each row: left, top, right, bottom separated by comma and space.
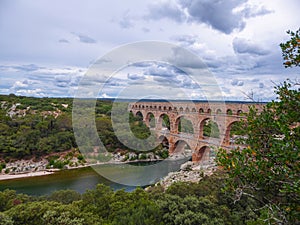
217, 29, 300, 224
280, 28, 300, 67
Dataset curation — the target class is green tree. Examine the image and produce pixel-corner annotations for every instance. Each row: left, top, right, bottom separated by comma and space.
217, 81, 300, 224
280, 28, 300, 67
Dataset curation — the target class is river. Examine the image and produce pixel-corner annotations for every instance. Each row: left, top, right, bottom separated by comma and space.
0, 158, 190, 196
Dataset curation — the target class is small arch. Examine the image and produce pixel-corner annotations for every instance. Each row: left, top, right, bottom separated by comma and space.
142, 105, 145, 109
154, 106, 157, 109
226, 109, 233, 115
192, 108, 196, 112
216, 109, 222, 114
135, 111, 144, 120
158, 113, 170, 130
163, 106, 167, 111
199, 108, 204, 114
185, 107, 190, 113
158, 106, 162, 110
179, 107, 184, 112
146, 112, 155, 128
169, 106, 172, 111
237, 110, 243, 115
146, 105, 149, 109
138, 105, 141, 109
207, 109, 211, 114
150, 106, 152, 109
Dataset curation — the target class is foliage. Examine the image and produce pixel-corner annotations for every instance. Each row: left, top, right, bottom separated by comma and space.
280, 28, 300, 67
0, 172, 263, 224
217, 81, 300, 224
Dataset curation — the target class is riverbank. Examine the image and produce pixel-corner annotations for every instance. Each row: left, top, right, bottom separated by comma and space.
0, 170, 54, 181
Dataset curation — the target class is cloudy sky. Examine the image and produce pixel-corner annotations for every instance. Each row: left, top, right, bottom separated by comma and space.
0, 0, 299, 101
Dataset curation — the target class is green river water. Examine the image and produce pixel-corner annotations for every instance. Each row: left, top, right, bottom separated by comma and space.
0, 158, 190, 196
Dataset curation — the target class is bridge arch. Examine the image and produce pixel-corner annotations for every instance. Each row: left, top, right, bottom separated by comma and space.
158, 113, 170, 130
199, 118, 220, 139
192, 146, 210, 162
237, 110, 243, 115
223, 120, 240, 145
226, 109, 233, 115
158, 135, 169, 149
172, 140, 192, 154
175, 115, 194, 134
145, 112, 155, 128
135, 111, 144, 119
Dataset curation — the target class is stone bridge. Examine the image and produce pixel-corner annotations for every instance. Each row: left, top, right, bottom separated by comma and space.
129, 101, 265, 163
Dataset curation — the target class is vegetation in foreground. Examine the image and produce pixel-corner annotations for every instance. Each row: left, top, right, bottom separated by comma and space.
0, 171, 262, 225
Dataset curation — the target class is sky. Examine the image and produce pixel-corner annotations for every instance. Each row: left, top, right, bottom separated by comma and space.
0, 0, 299, 101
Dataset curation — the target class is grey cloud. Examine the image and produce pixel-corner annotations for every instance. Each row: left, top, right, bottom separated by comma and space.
231, 79, 244, 86
132, 62, 153, 68
169, 47, 207, 69
259, 82, 264, 88
72, 32, 97, 44
59, 39, 69, 43
127, 73, 145, 80
233, 38, 269, 55
148, 0, 272, 34
118, 10, 134, 29
13, 64, 43, 72
180, 0, 247, 34
172, 35, 197, 46
145, 1, 186, 23
144, 62, 186, 78
242, 5, 273, 18
142, 27, 150, 33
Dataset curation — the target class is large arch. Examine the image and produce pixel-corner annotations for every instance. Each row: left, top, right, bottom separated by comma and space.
175, 116, 194, 134
158, 135, 169, 149
199, 118, 220, 139
223, 120, 241, 145
172, 140, 192, 154
192, 146, 210, 162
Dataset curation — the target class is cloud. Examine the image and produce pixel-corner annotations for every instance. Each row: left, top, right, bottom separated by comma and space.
146, 0, 273, 34
169, 47, 207, 69
144, 63, 184, 77
145, 0, 186, 23
233, 37, 270, 55
119, 10, 134, 29
127, 73, 145, 80
259, 82, 264, 88
241, 4, 274, 18
12, 64, 43, 72
72, 32, 97, 44
179, 0, 247, 34
142, 27, 150, 33
231, 79, 244, 86
58, 39, 69, 43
